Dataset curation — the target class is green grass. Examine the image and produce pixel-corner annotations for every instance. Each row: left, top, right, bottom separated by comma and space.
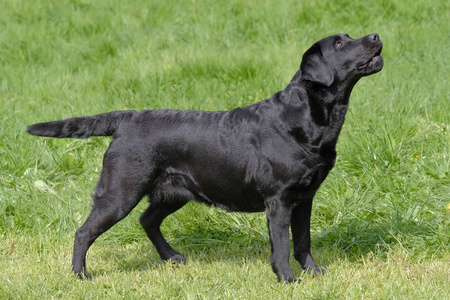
1, 0, 449, 298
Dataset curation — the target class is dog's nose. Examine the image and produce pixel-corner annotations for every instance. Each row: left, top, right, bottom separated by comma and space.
369, 33, 379, 41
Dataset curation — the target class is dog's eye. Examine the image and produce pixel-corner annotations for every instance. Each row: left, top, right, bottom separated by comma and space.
336, 41, 343, 48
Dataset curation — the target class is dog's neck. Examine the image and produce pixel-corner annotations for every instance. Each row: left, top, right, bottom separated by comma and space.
279, 77, 360, 150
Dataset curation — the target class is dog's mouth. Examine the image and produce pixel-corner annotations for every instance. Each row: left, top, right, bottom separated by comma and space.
357, 47, 383, 73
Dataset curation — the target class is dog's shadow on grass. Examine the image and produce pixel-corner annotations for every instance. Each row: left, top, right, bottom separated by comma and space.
311, 215, 440, 263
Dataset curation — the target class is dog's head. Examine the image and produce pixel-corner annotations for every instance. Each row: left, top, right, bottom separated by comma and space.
300, 33, 383, 87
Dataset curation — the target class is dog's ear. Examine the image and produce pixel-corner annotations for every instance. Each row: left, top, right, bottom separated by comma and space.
300, 45, 334, 86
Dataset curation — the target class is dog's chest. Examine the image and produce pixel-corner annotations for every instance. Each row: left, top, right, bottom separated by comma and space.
285, 150, 336, 200
298, 158, 333, 188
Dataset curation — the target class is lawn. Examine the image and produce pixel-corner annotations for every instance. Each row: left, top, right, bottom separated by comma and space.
0, 0, 449, 299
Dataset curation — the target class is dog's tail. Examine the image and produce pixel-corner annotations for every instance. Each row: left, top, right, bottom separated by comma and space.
27, 111, 136, 139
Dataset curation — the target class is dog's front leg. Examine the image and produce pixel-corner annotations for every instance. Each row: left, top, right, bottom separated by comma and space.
265, 199, 296, 283
291, 197, 326, 276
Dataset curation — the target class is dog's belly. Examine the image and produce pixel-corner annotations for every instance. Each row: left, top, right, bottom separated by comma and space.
155, 168, 266, 212
198, 185, 267, 213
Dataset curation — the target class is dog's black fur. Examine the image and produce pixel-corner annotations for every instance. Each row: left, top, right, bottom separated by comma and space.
27, 33, 383, 282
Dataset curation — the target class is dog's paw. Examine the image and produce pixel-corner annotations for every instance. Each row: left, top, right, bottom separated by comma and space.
306, 266, 327, 277
167, 253, 187, 264
283, 276, 300, 284
75, 272, 93, 281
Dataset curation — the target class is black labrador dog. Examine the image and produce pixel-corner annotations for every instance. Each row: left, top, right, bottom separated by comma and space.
27, 33, 383, 282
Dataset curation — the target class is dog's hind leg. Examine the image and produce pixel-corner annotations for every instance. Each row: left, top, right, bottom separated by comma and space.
71, 152, 150, 279
140, 201, 187, 264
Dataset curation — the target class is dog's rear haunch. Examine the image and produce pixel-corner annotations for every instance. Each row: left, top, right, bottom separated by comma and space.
28, 33, 383, 283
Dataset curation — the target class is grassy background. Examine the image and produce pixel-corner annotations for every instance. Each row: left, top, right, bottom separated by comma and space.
1, 0, 449, 298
